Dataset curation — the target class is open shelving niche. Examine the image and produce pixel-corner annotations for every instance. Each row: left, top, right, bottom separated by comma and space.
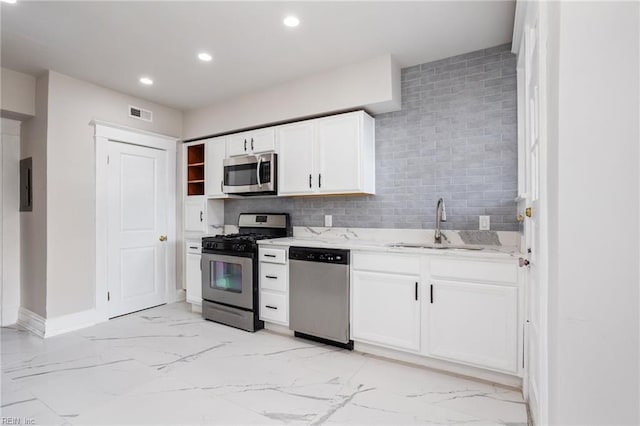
187, 144, 205, 196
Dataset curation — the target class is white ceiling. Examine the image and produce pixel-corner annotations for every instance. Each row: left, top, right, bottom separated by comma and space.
1, 1, 515, 111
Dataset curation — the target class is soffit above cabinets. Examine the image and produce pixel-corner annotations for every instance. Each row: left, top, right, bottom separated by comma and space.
1, 1, 515, 110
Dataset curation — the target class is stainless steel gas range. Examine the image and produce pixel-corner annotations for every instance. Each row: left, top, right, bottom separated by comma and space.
201, 213, 291, 332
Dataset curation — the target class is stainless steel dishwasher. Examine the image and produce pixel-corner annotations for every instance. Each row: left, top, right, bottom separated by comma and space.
289, 246, 352, 349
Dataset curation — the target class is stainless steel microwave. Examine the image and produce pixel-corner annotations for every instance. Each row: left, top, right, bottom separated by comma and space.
223, 152, 277, 196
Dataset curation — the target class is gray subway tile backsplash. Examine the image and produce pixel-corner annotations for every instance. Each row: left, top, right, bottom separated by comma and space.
225, 44, 518, 231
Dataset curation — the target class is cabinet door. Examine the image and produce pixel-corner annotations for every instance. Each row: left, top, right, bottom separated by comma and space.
184, 197, 205, 233
352, 270, 421, 352
316, 113, 361, 193
248, 128, 276, 153
277, 122, 315, 195
429, 280, 518, 372
205, 138, 227, 198
227, 133, 250, 157
186, 252, 202, 305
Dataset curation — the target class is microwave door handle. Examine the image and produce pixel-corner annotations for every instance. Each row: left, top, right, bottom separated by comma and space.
256, 156, 263, 188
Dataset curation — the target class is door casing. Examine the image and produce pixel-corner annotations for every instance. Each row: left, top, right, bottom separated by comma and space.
93, 121, 178, 323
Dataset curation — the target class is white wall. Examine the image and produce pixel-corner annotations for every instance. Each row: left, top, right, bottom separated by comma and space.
20, 72, 48, 317
547, 2, 640, 424
1, 118, 21, 325
44, 71, 183, 318
183, 54, 400, 139
1, 68, 36, 119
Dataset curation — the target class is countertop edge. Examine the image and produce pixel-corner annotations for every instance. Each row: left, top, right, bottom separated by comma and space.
257, 237, 522, 260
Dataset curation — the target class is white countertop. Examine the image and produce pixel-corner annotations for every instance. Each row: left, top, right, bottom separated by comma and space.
258, 236, 522, 261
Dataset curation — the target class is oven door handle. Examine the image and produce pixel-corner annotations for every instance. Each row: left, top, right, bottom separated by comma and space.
256, 156, 263, 188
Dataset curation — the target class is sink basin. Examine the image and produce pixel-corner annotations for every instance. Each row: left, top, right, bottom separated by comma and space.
386, 242, 484, 251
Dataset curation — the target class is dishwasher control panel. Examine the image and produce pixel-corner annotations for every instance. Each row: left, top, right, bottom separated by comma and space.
289, 246, 350, 265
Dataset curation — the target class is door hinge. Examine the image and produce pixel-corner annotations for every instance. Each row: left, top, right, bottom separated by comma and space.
107, 291, 110, 301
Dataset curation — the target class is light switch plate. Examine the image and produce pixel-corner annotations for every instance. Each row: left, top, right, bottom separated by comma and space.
479, 215, 490, 230
324, 215, 333, 227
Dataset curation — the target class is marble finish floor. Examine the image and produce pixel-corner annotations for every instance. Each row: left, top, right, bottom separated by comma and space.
1, 303, 527, 425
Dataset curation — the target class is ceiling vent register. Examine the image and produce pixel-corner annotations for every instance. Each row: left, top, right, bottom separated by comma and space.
128, 105, 152, 122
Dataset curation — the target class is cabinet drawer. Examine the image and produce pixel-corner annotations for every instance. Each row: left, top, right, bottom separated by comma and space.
260, 262, 287, 292
259, 247, 286, 264
259, 292, 288, 325
430, 258, 517, 284
353, 252, 420, 275
185, 240, 202, 253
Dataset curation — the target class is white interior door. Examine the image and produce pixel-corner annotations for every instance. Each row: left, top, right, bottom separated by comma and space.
107, 141, 167, 318
519, 7, 548, 423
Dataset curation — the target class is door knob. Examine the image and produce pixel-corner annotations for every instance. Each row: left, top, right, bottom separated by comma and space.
159, 235, 167, 242
525, 207, 532, 218
519, 257, 530, 267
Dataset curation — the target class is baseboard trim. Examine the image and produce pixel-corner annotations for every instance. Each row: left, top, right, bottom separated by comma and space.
17, 307, 96, 338
17, 307, 46, 338
167, 288, 187, 303
2, 305, 20, 326
45, 309, 97, 337
354, 341, 522, 389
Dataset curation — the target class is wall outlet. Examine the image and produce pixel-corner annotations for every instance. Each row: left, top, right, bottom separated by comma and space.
479, 215, 490, 231
324, 215, 333, 227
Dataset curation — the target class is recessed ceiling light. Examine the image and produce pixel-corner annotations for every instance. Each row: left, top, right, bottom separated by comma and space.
139, 77, 153, 86
198, 52, 213, 62
283, 16, 300, 27
1, 0, 18, 4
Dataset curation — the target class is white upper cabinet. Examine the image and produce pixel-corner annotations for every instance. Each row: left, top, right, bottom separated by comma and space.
316, 114, 363, 194
277, 121, 316, 195
204, 137, 228, 198
277, 111, 375, 196
227, 128, 276, 157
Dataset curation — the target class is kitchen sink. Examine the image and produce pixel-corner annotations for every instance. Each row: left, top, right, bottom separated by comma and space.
386, 242, 484, 250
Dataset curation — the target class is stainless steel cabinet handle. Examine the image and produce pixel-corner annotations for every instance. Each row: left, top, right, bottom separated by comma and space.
251, 138, 254, 151
264, 254, 276, 258
415, 282, 418, 301
318, 173, 322, 188
309, 174, 312, 188
220, 180, 223, 193
430, 284, 434, 304
265, 275, 278, 279
244, 139, 247, 151
189, 246, 198, 250
265, 305, 278, 310
200, 211, 203, 222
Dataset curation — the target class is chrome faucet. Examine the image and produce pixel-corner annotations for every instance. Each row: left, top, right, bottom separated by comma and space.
434, 198, 447, 244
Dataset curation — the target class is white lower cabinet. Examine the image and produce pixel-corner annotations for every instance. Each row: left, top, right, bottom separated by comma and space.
352, 270, 421, 352
258, 246, 289, 326
185, 241, 202, 306
259, 292, 288, 324
351, 251, 521, 376
428, 279, 518, 372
